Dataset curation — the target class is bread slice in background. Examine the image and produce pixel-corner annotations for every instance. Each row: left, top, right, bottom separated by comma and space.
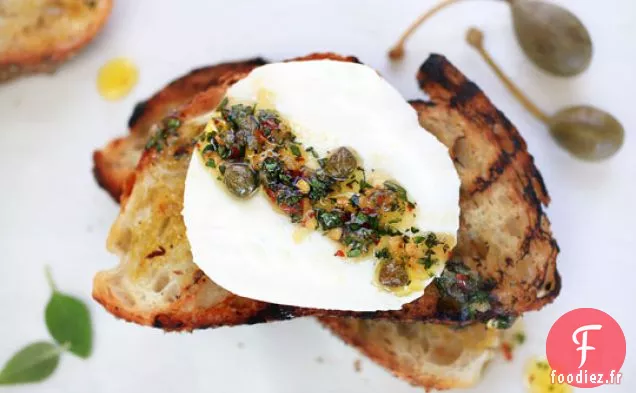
0, 0, 112, 82
91, 53, 559, 330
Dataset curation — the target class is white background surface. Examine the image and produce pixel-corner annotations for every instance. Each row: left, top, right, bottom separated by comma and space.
0, 0, 634, 392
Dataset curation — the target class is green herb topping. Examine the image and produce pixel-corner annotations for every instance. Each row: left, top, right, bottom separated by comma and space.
196, 102, 454, 294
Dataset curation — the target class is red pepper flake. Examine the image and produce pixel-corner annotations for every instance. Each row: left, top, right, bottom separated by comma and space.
230, 146, 241, 158
254, 129, 268, 144
455, 273, 469, 288
290, 169, 303, 178
361, 207, 375, 215
501, 342, 513, 361
261, 119, 278, 132
264, 187, 277, 202
281, 202, 302, 217
335, 250, 345, 257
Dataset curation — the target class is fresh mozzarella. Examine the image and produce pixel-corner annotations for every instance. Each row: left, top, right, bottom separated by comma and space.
182, 60, 460, 311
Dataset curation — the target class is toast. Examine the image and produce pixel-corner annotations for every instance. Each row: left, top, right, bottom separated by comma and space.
0, 0, 112, 82
92, 53, 559, 330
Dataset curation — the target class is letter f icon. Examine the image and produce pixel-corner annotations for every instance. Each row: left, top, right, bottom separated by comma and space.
572, 324, 602, 368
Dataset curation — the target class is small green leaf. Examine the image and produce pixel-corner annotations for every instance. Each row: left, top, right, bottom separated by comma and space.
44, 268, 93, 359
0, 342, 62, 385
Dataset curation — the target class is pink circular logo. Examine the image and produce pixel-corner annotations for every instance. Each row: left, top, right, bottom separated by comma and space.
546, 308, 626, 388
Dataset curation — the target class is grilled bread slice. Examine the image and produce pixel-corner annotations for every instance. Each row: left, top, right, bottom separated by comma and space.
0, 0, 112, 82
92, 53, 559, 330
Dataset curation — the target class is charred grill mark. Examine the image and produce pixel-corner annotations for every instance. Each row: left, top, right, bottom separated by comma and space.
186, 58, 267, 80
243, 304, 297, 324
152, 314, 184, 330
519, 180, 547, 259
152, 315, 164, 328
449, 81, 480, 108
407, 99, 435, 109
552, 270, 562, 297
495, 109, 515, 131
145, 246, 166, 259
528, 161, 550, 202
417, 54, 456, 91
469, 151, 512, 195
128, 100, 148, 129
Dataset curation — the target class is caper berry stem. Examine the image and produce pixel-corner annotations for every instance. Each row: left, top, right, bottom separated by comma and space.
388, 0, 463, 60
466, 27, 550, 124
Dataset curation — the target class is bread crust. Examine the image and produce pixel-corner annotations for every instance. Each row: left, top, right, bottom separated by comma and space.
92, 53, 559, 330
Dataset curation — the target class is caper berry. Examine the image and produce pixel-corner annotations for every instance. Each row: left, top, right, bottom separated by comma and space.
378, 259, 410, 288
324, 147, 357, 180
388, 0, 593, 77
223, 163, 258, 198
511, 0, 592, 77
549, 106, 624, 161
467, 27, 623, 162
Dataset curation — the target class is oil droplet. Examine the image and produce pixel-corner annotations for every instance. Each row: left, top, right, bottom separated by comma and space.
97, 58, 139, 100
525, 357, 572, 393
292, 227, 312, 244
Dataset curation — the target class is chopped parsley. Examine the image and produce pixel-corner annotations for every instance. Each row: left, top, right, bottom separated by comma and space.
316, 210, 343, 230
384, 180, 407, 200
374, 248, 390, 259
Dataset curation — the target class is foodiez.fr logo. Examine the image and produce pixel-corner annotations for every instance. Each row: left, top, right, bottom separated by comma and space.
547, 308, 626, 388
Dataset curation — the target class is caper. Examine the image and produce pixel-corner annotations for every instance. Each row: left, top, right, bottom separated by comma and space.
511, 0, 592, 77
388, 0, 593, 77
223, 163, 258, 198
466, 28, 623, 161
378, 259, 410, 288
324, 147, 357, 180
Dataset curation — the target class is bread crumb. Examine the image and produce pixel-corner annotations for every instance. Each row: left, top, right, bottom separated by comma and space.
354, 358, 362, 372
315, 356, 324, 364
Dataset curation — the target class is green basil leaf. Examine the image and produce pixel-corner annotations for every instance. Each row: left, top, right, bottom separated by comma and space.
45, 268, 93, 359
0, 342, 61, 385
